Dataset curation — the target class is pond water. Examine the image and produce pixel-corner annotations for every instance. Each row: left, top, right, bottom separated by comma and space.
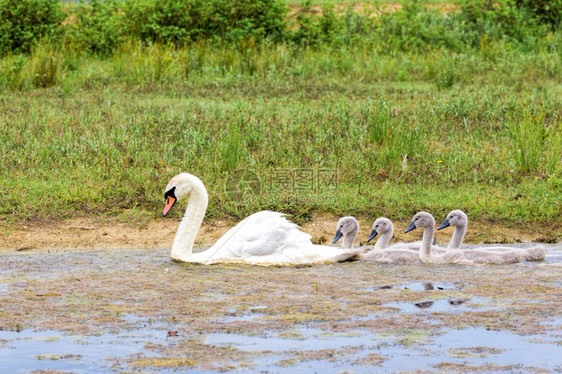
2, 322, 560, 373
544, 249, 562, 264
0, 243, 560, 373
383, 296, 497, 314
0, 327, 168, 373
206, 326, 562, 372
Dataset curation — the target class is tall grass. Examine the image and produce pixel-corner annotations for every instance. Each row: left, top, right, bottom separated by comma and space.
508, 109, 562, 175
30, 42, 61, 88
0, 2, 561, 228
1, 78, 560, 224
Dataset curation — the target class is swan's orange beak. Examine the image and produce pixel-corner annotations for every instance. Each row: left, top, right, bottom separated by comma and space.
163, 196, 176, 217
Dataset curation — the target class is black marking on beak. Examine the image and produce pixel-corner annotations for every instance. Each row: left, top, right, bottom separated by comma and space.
163, 187, 177, 217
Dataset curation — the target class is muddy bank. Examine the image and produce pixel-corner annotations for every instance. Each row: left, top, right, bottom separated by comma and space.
1, 213, 559, 252
0, 248, 561, 372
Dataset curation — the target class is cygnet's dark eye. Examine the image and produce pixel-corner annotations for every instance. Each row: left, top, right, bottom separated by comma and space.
415, 217, 418, 221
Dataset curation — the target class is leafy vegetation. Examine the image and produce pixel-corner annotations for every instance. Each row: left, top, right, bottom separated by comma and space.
0, 0, 65, 54
0, 1, 560, 229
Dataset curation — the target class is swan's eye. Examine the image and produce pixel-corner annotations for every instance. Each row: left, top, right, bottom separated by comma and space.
415, 217, 418, 221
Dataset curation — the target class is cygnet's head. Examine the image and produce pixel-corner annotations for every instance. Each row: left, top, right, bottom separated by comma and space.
368, 217, 393, 242
333, 216, 359, 245
437, 210, 467, 230
404, 211, 435, 233
163, 173, 204, 216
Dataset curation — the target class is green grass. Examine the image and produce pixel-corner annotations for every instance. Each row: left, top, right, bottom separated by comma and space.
0, 39, 561, 228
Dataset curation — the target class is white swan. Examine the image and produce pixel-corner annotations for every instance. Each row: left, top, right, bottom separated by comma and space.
335, 217, 420, 263
405, 211, 531, 265
437, 210, 546, 261
366, 217, 446, 253
162, 173, 359, 265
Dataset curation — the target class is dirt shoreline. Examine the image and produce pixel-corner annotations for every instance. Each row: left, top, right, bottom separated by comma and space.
1, 213, 559, 252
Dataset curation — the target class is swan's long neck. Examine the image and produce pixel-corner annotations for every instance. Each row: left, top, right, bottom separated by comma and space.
343, 229, 357, 249
448, 224, 466, 250
170, 180, 209, 261
375, 228, 393, 250
419, 223, 435, 262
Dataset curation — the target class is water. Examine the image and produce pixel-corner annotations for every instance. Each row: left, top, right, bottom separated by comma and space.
397, 281, 460, 291
2, 317, 560, 373
218, 306, 269, 322
381, 327, 562, 371
0, 328, 168, 373
544, 250, 562, 264
362, 281, 461, 292
383, 296, 496, 314
1, 245, 560, 373
205, 326, 562, 372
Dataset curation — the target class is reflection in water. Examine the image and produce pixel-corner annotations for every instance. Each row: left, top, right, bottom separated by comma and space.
385, 297, 492, 314
413, 299, 466, 310
448, 299, 465, 306
414, 301, 434, 309
398, 281, 460, 291
423, 282, 434, 290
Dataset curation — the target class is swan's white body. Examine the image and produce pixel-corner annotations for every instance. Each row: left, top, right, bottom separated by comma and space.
164, 173, 358, 265
438, 210, 546, 261
406, 212, 533, 265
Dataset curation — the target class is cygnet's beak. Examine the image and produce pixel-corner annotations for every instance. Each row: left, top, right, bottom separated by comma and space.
367, 229, 378, 242
404, 221, 417, 234
332, 230, 343, 244
437, 219, 450, 230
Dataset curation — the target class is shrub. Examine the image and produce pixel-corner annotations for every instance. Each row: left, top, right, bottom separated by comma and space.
207, 0, 287, 43
457, 0, 555, 47
0, 0, 65, 55
375, 2, 466, 52
515, 0, 562, 29
67, 0, 124, 55
122, 0, 204, 45
291, 3, 343, 46
122, 0, 287, 45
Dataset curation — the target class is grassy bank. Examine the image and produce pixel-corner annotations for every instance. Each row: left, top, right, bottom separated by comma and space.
0, 1, 561, 232
1, 42, 561, 229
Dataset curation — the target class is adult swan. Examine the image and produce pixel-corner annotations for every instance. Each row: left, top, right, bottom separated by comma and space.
162, 173, 359, 265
